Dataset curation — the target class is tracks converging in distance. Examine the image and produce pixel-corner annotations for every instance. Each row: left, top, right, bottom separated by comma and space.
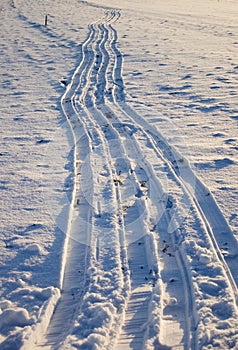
35, 10, 238, 350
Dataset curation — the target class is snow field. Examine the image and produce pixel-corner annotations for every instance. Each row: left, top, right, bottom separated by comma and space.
1, 0, 238, 349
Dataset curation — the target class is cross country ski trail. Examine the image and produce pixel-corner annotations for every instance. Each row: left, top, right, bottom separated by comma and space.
31, 10, 238, 350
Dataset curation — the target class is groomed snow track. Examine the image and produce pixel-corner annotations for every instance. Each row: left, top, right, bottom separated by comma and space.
33, 11, 238, 350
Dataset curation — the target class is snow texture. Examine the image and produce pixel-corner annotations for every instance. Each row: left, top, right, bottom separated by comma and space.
1, 0, 238, 349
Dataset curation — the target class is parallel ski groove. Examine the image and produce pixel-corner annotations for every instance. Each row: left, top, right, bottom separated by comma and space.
60, 12, 130, 349
107, 15, 238, 347
74, 16, 157, 349
108, 18, 238, 346
35, 14, 108, 349
103, 20, 195, 348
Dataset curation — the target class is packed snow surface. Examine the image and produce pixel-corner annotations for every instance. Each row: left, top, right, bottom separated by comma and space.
0, 0, 238, 349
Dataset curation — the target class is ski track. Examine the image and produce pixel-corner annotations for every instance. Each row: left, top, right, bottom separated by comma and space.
34, 10, 238, 350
